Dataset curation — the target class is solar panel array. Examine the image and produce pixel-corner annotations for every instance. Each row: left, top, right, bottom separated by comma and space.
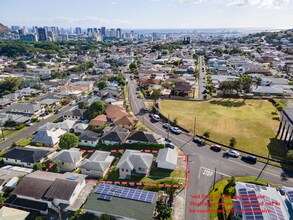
97, 194, 112, 201
287, 191, 293, 202
264, 197, 286, 220
95, 183, 156, 203
238, 188, 264, 220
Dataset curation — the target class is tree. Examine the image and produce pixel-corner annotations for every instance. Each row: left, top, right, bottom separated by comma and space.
203, 131, 210, 139
157, 204, 172, 220
98, 81, 108, 90
229, 137, 237, 148
239, 75, 253, 93
256, 77, 262, 87
151, 89, 161, 104
78, 101, 86, 109
33, 162, 45, 170
286, 150, 293, 163
85, 100, 107, 120
37, 62, 46, 68
129, 62, 137, 73
0, 77, 22, 95
15, 61, 27, 69
59, 133, 78, 149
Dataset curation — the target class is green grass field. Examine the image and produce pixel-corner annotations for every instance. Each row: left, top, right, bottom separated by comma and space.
160, 99, 281, 157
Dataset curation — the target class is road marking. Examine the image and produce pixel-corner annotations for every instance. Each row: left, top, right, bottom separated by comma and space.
198, 167, 231, 179
229, 159, 293, 182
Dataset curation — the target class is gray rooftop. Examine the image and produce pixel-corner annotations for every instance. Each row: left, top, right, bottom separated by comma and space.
84, 192, 155, 220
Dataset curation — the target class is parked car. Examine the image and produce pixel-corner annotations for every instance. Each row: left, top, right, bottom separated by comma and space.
226, 149, 240, 158
25, 122, 33, 126
163, 123, 170, 129
55, 109, 61, 114
210, 145, 221, 152
165, 137, 172, 143
152, 114, 160, 122
193, 138, 204, 145
241, 155, 257, 163
170, 127, 182, 134
165, 142, 176, 149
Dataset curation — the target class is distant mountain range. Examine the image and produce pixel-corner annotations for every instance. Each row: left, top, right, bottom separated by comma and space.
0, 23, 12, 33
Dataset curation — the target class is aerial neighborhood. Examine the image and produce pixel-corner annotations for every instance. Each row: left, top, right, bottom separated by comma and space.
0, 22, 293, 220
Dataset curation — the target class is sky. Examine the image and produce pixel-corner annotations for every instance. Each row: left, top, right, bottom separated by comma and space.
0, 0, 293, 29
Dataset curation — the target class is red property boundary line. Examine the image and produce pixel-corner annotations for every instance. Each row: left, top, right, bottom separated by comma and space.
85, 179, 186, 189
80, 149, 160, 154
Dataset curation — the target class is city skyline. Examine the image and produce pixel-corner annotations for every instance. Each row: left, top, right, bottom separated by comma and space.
1, 0, 293, 29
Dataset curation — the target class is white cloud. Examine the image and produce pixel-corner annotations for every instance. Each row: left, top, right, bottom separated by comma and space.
177, 0, 206, 4
228, 0, 290, 8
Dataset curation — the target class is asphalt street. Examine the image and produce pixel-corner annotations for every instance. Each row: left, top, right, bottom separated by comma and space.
126, 75, 293, 220
0, 105, 72, 150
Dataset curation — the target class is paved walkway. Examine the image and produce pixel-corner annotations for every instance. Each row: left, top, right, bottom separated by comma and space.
173, 188, 186, 220
66, 182, 95, 211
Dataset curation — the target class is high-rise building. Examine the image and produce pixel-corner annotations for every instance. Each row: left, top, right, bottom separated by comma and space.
11, 26, 20, 32
93, 28, 98, 33
87, 28, 93, 34
61, 34, 69, 41
75, 27, 82, 34
109, 28, 116, 38
47, 31, 55, 41
116, 28, 122, 38
37, 27, 47, 41
101, 26, 106, 37
20, 34, 38, 42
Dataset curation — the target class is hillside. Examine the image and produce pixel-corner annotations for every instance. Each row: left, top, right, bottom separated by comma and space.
0, 23, 12, 33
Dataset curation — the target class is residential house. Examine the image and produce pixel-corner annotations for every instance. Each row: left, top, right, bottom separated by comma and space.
73, 122, 89, 134
139, 78, 160, 90
52, 148, 83, 172
32, 126, 67, 147
172, 81, 193, 97
17, 87, 41, 97
54, 119, 77, 132
113, 115, 137, 129
63, 108, 85, 120
100, 126, 130, 145
89, 114, 107, 128
3, 93, 21, 101
105, 104, 128, 122
79, 151, 114, 178
117, 150, 153, 179
40, 98, 60, 107
78, 130, 100, 147
7, 103, 44, 116
127, 131, 160, 144
1, 146, 55, 168
0, 206, 30, 220
6, 171, 87, 214
156, 148, 178, 170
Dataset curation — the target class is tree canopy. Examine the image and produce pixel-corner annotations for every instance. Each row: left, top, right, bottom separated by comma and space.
59, 133, 79, 149
85, 100, 107, 120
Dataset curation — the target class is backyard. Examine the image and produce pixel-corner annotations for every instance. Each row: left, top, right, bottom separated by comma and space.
159, 99, 281, 157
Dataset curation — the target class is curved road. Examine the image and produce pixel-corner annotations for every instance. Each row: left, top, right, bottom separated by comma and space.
126, 75, 293, 220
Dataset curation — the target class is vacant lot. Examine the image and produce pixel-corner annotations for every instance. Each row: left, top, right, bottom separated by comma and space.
160, 99, 280, 157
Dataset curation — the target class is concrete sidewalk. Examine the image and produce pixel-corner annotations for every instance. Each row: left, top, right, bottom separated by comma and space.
172, 188, 186, 220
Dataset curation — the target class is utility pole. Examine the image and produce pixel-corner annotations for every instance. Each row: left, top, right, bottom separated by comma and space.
0, 123, 5, 141
193, 117, 196, 138
213, 167, 217, 188
167, 114, 170, 140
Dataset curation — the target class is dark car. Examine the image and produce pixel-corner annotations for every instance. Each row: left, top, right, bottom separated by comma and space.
55, 109, 61, 114
193, 138, 204, 145
210, 145, 221, 152
241, 155, 257, 163
165, 137, 172, 143
165, 142, 175, 149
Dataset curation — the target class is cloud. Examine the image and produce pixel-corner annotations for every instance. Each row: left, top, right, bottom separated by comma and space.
228, 0, 290, 8
177, 0, 206, 4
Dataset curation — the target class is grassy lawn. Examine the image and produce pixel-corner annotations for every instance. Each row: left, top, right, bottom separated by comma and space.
0, 127, 28, 142
105, 167, 185, 185
209, 176, 268, 220
160, 99, 280, 157
15, 137, 32, 147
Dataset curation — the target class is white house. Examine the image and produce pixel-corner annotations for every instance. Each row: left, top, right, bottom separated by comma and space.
7, 171, 87, 215
52, 148, 83, 172
78, 130, 100, 147
156, 148, 178, 170
79, 151, 114, 178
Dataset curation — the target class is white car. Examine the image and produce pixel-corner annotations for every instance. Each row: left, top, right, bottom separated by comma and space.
170, 127, 182, 134
226, 149, 240, 157
152, 114, 160, 122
